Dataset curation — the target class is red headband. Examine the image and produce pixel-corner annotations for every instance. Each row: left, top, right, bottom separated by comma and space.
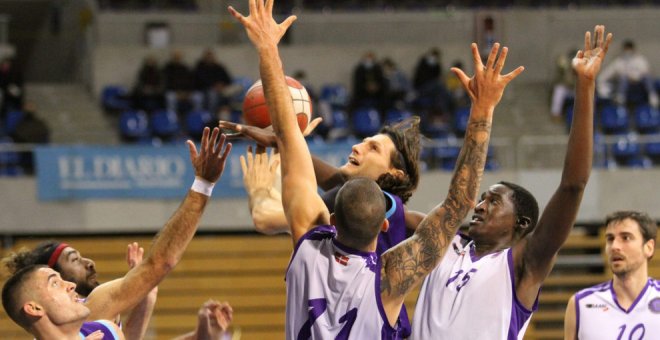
47, 243, 69, 268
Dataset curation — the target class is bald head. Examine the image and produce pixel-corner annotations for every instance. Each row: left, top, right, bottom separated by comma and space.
334, 178, 386, 249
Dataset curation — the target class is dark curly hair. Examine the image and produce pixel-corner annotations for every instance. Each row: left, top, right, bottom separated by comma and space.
3, 240, 63, 275
498, 181, 539, 239
376, 116, 421, 204
606, 210, 657, 244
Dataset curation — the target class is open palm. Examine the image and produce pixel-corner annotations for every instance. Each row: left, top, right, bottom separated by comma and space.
572, 25, 612, 80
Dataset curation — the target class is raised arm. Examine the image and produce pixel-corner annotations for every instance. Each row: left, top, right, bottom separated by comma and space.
229, 0, 329, 246
240, 145, 289, 234
121, 243, 158, 340
564, 295, 577, 340
514, 26, 612, 307
85, 127, 232, 320
380, 43, 524, 324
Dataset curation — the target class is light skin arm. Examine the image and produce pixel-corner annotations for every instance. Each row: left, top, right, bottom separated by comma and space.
229, 0, 329, 246
85, 127, 233, 320
564, 295, 577, 340
240, 145, 289, 234
403, 208, 426, 232
172, 300, 234, 340
121, 243, 158, 340
513, 26, 612, 309
380, 43, 524, 325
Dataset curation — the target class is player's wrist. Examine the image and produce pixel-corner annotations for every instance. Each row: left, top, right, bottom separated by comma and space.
191, 177, 215, 196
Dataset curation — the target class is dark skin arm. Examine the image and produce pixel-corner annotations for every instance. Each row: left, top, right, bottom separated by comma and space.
512, 25, 612, 310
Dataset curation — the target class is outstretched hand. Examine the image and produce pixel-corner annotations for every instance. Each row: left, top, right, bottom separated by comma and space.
219, 117, 322, 147
240, 145, 280, 197
572, 25, 612, 81
228, 0, 297, 50
451, 43, 525, 110
126, 242, 144, 269
187, 127, 233, 183
198, 300, 234, 333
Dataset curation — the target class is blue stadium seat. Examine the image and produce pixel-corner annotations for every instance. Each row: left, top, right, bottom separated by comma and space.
453, 106, 470, 136
625, 155, 653, 169
102, 85, 132, 113
4, 110, 24, 135
634, 104, 660, 134
385, 108, 412, 125
352, 107, 381, 138
231, 76, 255, 104
645, 142, 660, 165
0, 136, 19, 165
611, 135, 640, 164
320, 84, 349, 109
119, 110, 150, 142
185, 110, 213, 139
434, 145, 461, 171
150, 109, 180, 140
600, 105, 629, 135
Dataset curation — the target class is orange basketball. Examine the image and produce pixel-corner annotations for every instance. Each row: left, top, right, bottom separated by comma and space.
242, 76, 312, 132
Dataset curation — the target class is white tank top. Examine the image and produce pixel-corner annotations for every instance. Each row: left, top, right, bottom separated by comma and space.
412, 234, 537, 340
285, 225, 404, 340
575, 278, 660, 340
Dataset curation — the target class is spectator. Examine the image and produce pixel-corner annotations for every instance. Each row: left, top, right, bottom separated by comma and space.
9, 103, 50, 174
550, 49, 578, 122
381, 57, 412, 111
598, 40, 658, 109
132, 55, 164, 112
163, 50, 202, 115
413, 47, 442, 92
0, 57, 24, 120
445, 60, 470, 109
350, 51, 387, 113
194, 49, 233, 115
412, 48, 453, 124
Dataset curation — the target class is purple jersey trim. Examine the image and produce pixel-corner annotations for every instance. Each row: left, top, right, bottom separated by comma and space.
285, 225, 337, 279
80, 320, 120, 340
573, 281, 610, 337
506, 248, 538, 340
332, 238, 379, 273
375, 257, 405, 339
610, 278, 651, 314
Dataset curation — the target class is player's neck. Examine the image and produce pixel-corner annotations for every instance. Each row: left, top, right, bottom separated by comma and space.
32, 320, 84, 340
612, 267, 649, 309
335, 234, 377, 253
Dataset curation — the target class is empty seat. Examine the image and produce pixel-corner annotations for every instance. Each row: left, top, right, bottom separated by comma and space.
119, 110, 150, 142
185, 110, 213, 139
102, 85, 132, 113
320, 84, 349, 109
352, 107, 381, 138
600, 105, 629, 135
150, 109, 180, 140
634, 104, 660, 134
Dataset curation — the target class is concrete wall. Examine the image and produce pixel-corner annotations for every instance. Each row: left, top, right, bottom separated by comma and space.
0, 168, 658, 234
91, 7, 660, 96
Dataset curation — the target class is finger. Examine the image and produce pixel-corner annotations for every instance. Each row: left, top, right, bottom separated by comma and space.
240, 154, 249, 177
209, 127, 221, 154
450, 67, 471, 92
470, 43, 484, 71
281, 15, 297, 32
584, 30, 591, 53
219, 120, 241, 131
575, 49, 582, 59
215, 133, 227, 156
602, 32, 613, 56
265, 0, 273, 14
303, 117, 323, 136
595, 25, 604, 49
248, 0, 256, 16
485, 42, 500, 70
227, 6, 244, 21
221, 142, 233, 161
246, 145, 254, 169
186, 140, 198, 162
494, 46, 508, 75
270, 156, 280, 174
502, 66, 525, 83
200, 127, 210, 155
255, 144, 267, 155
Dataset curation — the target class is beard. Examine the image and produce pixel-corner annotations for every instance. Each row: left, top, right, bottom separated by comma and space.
75, 279, 100, 297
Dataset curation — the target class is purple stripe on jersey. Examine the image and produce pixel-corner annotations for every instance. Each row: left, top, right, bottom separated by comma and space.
610, 278, 651, 314
574, 280, 611, 337
332, 238, 379, 273
374, 257, 405, 340
80, 321, 120, 340
506, 249, 537, 340
649, 278, 660, 291
286, 225, 337, 279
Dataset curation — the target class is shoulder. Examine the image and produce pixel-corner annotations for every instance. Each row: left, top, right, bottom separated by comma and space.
574, 281, 610, 301
293, 225, 337, 253
81, 320, 123, 339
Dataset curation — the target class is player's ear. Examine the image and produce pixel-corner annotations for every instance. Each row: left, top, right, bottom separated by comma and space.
516, 216, 531, 231
380, 218, 390, 233
643, 239, 655, 260
23, 301, 45, 317
389, 168, 405, 179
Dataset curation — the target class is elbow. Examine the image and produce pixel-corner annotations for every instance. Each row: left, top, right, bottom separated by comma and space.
146, 256, 177, 276
559, 180, 587, 195
252, 211, 284, 235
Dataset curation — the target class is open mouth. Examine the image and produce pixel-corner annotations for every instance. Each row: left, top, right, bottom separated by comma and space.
347, 156, 359, 166
469, 215, 484, 226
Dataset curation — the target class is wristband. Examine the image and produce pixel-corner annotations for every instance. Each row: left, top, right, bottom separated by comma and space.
191, 177, 215, 196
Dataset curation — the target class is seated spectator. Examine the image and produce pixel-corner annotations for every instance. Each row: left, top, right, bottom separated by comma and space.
132, 55, 164, 112
194, 49, 233, 116
163, 50, 202, 115
550, 49, 577, 123
0, 57, 24, 120
412, 48, 453, 125
598, 40, 658, 109
445, 60, 470, 109
350, 51, 387, 113
382, 57, 412, 111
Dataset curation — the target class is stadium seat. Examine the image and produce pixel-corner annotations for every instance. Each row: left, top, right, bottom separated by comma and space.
600, 105, 629, 135
185, 110, 213, 139
231, 76, 255, 105
611, 135, 640, 165
453, 106, 470, 137
634, 104, 660, 134
327, 109, 351, 141
101, 85, 132, 113
434, 145, 461, 171
4, 110, 24, 135
0, 136, 19, 165
119, 110, 150, 142
625, 155, 653, 169
320, 84, 349, 109
385, 108, 413, 125
645, 142, 660, 165
352, 107, 381, 138
150, 109, 180, 141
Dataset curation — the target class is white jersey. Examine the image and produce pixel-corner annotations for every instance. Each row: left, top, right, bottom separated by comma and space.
574, 278, 660, 340
412, 234, 537, 340
286, 225, 404, 340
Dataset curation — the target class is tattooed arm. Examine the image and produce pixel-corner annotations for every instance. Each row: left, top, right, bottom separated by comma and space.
380, 43, 524, 326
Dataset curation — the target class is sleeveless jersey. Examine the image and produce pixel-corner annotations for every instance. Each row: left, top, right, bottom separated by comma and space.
80, 320, 122, 339
575, 278, 660, 340
411, 234, 537, 340
322, 188, 410, 336
285, 225, 404, 340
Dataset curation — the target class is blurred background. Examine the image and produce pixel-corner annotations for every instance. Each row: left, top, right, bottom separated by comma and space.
0, 0, 658, 339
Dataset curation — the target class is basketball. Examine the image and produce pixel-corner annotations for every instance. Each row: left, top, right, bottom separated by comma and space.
242, 76, 312, 132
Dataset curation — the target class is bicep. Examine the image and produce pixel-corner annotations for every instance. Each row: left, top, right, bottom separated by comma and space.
564, 295, 577, 340
287, 191, 330, 245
